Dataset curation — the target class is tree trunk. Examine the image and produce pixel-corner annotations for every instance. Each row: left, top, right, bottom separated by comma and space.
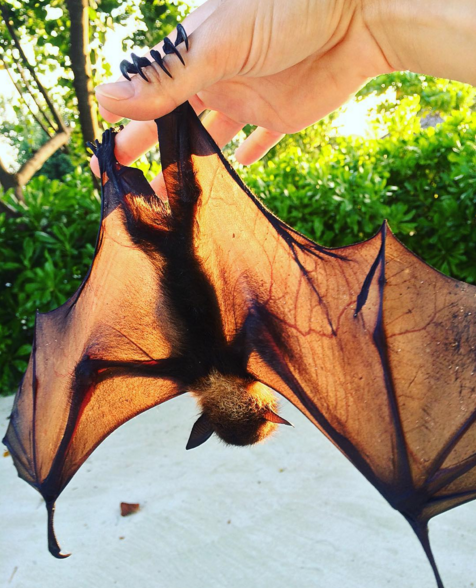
66, 0, 100, 145
0, 158, 18, 192
0, 158, 21, 214
16, 132, 70, 186
0, 132, 70, 205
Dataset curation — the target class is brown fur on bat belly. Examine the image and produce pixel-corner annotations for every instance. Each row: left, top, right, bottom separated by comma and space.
187, 371, 292, 449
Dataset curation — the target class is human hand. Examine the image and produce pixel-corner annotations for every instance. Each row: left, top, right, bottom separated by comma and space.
92, 0, 394, 190
93, 0, 476, 192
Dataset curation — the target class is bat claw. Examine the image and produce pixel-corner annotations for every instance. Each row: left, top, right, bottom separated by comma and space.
163, 37, 185, 66
120, 59, 134, 81
131, 53, 151, 82
150, 49, 173, 78
175, 23, 189, 51
119, 25, 187, 81
120, 54, 151, 82
86, 141, 97, 155
46, 501, 71, 559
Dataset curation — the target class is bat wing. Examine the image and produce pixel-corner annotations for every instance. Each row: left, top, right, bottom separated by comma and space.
3, 130, 185, 557
158, 103, 476, 587
4, 101, 475, 585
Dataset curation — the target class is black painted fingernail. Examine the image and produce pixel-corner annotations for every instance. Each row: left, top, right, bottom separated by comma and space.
175, 23, 189, 51
150, 49, 172, 78
163, 37, 185, 66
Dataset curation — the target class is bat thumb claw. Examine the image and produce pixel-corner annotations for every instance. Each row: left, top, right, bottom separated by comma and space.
46, 501, 71, 559
50, 546, 71, 560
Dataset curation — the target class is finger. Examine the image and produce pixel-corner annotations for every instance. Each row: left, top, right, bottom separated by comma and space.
149, 110, 243, 195
201, 110, 244, 148
95, 0, 254, 122
90, 97, 206, 177
99, 104, 123, 125
234, 127, 285, 165
150, 171, 167, 197
89, 120, 157, 177
97, 0, 227, 123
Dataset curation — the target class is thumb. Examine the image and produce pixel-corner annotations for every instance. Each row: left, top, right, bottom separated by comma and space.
95, 1, 251, 122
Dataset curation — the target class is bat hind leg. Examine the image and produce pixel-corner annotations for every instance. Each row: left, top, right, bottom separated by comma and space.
89, 127, 124, 193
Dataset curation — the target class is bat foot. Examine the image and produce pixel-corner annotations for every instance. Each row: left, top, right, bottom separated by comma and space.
88, 128, 124, 194
120, 25, 188, 81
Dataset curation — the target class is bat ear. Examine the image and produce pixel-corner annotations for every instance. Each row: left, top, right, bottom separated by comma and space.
263, 410, 293, 427
186, 413, 215, 450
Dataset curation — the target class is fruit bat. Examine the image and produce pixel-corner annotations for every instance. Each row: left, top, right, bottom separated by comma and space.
3, 100, 476, 588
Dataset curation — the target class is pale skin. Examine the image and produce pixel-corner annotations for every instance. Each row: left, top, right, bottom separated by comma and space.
93, 0, 476, 194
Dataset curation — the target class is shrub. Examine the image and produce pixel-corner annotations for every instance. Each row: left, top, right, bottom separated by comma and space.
0, 167, 99, 395
240, 104, 476, 283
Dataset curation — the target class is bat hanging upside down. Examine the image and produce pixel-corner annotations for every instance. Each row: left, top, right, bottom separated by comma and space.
3, 31, 476, 588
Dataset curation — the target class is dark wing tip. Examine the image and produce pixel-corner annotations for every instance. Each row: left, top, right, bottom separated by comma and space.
50, 546, 71, 560
407, 518, 445, 588
47, 501, 71, 559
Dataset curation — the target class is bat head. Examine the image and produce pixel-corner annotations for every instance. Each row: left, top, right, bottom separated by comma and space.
187, 371, 292, 448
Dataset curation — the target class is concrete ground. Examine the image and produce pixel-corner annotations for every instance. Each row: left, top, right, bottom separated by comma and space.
1, 393, 475, 588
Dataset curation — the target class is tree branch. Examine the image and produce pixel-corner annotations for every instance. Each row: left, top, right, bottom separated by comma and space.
0, 157, 17, 191
0, 157, 21, 216
65, 0, 100, 145
2, 58, 52, 137
1, 5, 68, 134
16, 131, 70, 186
8, 52, 57, 132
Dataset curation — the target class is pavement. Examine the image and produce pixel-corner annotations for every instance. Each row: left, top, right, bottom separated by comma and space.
1, 392, 475, 588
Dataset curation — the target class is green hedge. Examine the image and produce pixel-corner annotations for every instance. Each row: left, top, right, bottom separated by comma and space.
1, 100, 475, 396
0, 168, 100, 395
241, 103, 476, 282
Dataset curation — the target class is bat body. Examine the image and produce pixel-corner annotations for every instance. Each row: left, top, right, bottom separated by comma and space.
3, 102, 476, 587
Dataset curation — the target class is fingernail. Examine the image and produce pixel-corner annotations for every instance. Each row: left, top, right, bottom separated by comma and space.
95, 82, 135, 101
